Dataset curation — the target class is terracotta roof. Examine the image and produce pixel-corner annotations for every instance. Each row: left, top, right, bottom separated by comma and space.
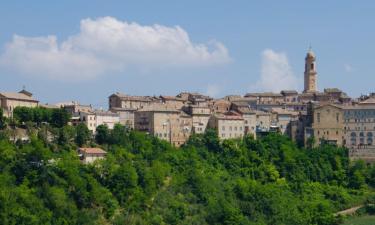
244, 92, 283, 97
160, 95, 184, 101
0, 92, 38, 102
79, 148, 107, 154
110, 93, 153, 102
215, 111, 244, 120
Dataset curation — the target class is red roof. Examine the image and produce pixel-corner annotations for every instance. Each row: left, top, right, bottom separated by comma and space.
79, 147, 107, 154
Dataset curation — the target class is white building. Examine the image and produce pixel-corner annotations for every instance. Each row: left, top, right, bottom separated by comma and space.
79, 110, 120, 133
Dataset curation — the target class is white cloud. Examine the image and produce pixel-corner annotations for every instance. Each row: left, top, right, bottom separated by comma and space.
0, 17, 231, 81
253, 49, 298, 92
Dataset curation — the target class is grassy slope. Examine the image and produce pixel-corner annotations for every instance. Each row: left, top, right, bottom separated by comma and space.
343, 215, 375, 225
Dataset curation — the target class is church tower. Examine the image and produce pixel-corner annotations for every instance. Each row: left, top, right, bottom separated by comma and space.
303, 48, 317, 93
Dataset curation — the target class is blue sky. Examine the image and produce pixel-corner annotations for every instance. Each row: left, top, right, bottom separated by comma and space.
0, 1, 374, 107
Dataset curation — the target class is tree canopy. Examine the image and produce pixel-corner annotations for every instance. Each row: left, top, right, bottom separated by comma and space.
0, 124, 375, 224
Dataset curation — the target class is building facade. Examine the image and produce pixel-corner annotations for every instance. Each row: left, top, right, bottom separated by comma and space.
208, 112, 245, 140
134, 105, 192, 146
311, 104, 344, 146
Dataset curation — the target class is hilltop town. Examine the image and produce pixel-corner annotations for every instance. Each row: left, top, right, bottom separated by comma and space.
1, 49, 374, 162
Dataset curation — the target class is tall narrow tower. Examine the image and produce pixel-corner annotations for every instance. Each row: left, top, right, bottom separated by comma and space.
303, 48, 317, 93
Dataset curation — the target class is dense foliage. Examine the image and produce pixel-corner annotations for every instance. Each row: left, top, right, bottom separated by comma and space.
0, 124, 375, 225
13, 106, 71, 128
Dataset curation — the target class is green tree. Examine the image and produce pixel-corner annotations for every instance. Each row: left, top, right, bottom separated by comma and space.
51, 108, 70, 128
0, 108, 6, 129
95, 124, 110, 145
13, 106, 34, 123
75, 123, 91, 147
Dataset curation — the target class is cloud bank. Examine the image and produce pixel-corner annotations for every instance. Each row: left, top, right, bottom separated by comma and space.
0, 17, 231, 80
254, 49, 298, 92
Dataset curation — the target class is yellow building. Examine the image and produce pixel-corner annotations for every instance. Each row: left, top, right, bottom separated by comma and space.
0, 89, 39, 117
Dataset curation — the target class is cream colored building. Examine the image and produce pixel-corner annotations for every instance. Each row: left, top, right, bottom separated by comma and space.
208, 112, 245, 140
134, 105, 192, 147
0, 89, 39, 117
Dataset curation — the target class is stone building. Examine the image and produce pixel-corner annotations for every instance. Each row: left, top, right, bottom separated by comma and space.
233, 107, 257, 137
310, 104, 344, 146
304, 48, 317, 93
61, 101, 93, 115
0, 89, 39, 117
109, 93, 156, 128
160, 95, 186, 108
270, 108, 299, 135
208, 111, 245, 140
244, 92, 284, 105
210, 99, 231, 113
134, 105, 192, 147
183, 105, 211, 134
78, 147, 107, 164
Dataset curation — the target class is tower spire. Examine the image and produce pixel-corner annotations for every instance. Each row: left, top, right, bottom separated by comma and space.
303, 48, 317, 93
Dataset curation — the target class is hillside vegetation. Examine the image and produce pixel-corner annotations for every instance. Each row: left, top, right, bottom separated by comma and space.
0, 108, 375, 224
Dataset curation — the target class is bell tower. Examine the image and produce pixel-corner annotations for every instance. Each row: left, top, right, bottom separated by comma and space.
303, 48, 317, 93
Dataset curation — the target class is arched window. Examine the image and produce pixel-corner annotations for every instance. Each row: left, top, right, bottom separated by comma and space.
351, 132, 357, 137
367, 132, 373, 137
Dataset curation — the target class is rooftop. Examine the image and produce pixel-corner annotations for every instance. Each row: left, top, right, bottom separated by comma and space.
0, 92, 38, 102
79, 147, 107, 155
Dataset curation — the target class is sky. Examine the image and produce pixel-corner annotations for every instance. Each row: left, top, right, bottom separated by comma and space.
0, 1, 374, 108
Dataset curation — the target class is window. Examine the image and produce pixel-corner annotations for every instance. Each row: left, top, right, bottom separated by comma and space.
311, 63, 314, 70
317, 113, 320, 123
336, 113, 339, 122
222, 126, 225, 131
